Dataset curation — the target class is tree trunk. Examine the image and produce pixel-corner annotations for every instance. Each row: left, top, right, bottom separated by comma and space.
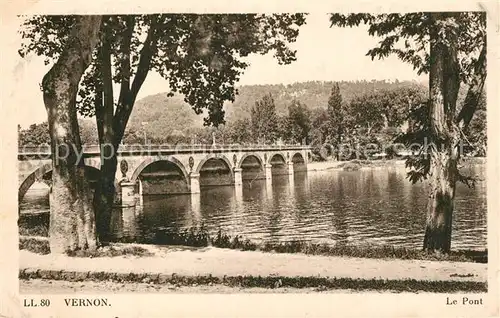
93, 16, 157, 237
94, 154, 117, 239
93, 30, 117, 239
423, 13, 460, 253
42, 16, 102, 254
423, 149, 458, 252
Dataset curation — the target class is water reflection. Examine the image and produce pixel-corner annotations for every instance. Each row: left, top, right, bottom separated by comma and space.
20, 164, 487, 250
111, 165, 487, 249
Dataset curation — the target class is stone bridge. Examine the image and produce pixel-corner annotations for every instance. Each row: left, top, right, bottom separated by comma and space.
18, 144, 312, 206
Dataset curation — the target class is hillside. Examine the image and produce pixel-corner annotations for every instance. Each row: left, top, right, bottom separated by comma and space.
126, 80, 427, 140
127, 93, 204, 139
224, 80, 427, 120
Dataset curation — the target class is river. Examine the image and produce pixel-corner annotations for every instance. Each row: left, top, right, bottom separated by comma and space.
20, 163, 487, 250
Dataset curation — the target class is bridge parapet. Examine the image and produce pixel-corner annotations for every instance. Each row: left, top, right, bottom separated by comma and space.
18, 143, 311, 155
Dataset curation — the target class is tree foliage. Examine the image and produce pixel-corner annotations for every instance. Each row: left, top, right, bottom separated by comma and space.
18, 122, 50, 146
464, 92, 486, 156
324, 83, 362, 160
287, 100, 311, 145
330, 13, 485, 80
226, 79, 423, 120
251, 93, 279, 143
19, 14, 307, 129
330, 12, 486, 184
18, 120, 100, 146
308, 108, 329, 141
222, 119, 253, 144
327, 83, 346, 146
351, 86, 427, 132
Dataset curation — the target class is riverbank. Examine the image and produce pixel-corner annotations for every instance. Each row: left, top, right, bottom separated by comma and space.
18, 234, 488, 263
307, 157, 486, 172
307, 159, 407, 172
19, 243, 487, 293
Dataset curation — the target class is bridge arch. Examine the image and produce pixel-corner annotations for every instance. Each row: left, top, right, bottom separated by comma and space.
237, 153, 264, 169
18, 164, 103, 203
238, 153, 265, 181
291, 152, 305, 163
195, 154, 234, 187
267, 152, 289, 176
195, 154, 234, 174
268, 152, 287, 165
130, 156, 190, 195
130, 156, 189, 185
291, 152, 307, 173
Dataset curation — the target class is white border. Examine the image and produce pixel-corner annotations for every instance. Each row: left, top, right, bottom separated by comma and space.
1, 1, 499, 317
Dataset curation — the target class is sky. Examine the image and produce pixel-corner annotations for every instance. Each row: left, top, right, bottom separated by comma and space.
8, 13, 426, 128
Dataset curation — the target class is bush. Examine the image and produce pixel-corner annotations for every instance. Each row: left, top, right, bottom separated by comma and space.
67, 245, 153, 258
152, 226, 210, 247
18, 212, 49, 237
19, 236, 50, 254
19, 226, 487, 264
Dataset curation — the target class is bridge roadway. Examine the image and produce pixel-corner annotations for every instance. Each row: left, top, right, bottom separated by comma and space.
18, 144, 312, 206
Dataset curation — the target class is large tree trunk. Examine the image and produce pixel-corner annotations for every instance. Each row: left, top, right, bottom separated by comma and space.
93, 154, 117, 239
42, 16, 102, 254
423, 149, 458, 252
93, 29, 118, 239
93, 16, 158, 238
423, 13, 461, 253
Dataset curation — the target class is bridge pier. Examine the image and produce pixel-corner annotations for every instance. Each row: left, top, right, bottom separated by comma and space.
264, 164, 272, 182
138, 179, 143, 197
122, 205, 139, 239
235, 184, 243, 204
120, 181, 136, 207
287, 162, 294, 175
234, 168, 243, 186
190, 193, 201, 217
190, 173, 201, 194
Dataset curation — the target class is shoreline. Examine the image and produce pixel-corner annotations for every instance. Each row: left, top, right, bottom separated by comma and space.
306, 160, 406, 172
18, 235, 488, 264
307, 157, 486, 172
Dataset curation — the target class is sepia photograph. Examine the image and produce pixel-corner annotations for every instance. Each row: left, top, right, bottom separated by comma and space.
1, 1, 499, 317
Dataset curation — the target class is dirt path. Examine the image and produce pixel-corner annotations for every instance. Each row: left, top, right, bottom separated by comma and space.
20, 245, 487, 282
21, 279, 379, 294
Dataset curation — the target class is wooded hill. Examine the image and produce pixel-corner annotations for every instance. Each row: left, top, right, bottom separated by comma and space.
127, 80, 427, 140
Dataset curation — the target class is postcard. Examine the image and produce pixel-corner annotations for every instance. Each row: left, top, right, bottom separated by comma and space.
1, 1, 498, 317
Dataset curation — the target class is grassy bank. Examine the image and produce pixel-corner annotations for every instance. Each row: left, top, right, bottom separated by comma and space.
19, 268, 487, 293
19, 236, 153, 257
19, 236, 50, 255
18, 212, 48, 237
19, 228, 488, 263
